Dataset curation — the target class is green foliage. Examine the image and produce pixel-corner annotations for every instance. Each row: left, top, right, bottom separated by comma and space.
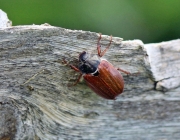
1, 0, 180, 43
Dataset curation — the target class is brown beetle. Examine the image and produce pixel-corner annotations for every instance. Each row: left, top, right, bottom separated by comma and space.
64, 34, 130, 100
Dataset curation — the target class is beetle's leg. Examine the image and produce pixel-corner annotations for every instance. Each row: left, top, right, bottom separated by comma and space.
97, 33, 102, 56
68, 73, 83, 87
69, 65, 80, 72
62, 59, 80, 72
117, 68, 131, 75
117, 67, 140, 76
97, 34, 112, 57
62, 59, 82, 86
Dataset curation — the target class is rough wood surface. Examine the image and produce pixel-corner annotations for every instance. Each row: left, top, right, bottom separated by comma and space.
0, 13, 180, 140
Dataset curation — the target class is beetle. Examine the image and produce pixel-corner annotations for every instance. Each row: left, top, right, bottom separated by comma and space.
63, 34, 130, 100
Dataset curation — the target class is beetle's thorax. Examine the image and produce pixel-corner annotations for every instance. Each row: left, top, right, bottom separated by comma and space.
78, 51, 100, 75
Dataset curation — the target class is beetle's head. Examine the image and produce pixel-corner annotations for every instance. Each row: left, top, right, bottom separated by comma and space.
79, 51, 100, 74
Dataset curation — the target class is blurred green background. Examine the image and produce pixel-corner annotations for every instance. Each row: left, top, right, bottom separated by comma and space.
1, 0, 180, 43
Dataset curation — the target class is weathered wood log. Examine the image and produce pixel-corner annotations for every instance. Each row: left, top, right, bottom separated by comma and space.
0, 10, 180, 140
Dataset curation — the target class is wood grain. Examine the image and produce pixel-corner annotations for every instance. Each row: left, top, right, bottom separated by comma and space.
0, 23, 180, 139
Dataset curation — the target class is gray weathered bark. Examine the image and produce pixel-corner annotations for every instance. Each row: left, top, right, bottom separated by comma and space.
0, 10, 180, 140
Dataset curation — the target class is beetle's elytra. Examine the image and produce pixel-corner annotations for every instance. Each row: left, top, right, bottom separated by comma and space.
63, 34, 130, 100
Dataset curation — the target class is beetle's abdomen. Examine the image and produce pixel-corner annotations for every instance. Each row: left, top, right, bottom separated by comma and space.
83, 60, 124, 100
